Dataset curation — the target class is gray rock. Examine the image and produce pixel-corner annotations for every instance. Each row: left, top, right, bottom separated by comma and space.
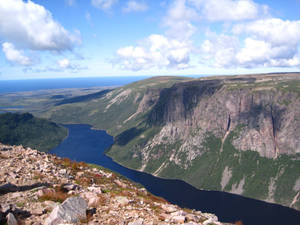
1, 203, 11, 214
45, 196, 87, 225
115, 196, 129, 206
6, 213, 18, 225
172, 215, 186, 223
128, 218, 144, 225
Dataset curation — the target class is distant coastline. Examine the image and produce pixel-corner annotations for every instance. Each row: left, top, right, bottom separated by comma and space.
0, 76, 150, 94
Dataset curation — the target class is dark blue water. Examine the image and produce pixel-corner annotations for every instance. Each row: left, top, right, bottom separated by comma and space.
50, 124, 300, 225
0, 77, 149, 94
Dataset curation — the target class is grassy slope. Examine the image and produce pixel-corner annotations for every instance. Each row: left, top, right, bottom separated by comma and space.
46, 76, 190, 136
0, 112, 68, 152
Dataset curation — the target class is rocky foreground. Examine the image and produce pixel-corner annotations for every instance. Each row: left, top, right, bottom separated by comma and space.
0, 143, 233, 225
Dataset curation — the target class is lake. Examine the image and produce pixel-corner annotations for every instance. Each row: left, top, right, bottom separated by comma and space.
50, 124, 300, 225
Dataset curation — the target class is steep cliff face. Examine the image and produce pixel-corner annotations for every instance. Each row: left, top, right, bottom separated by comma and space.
148, 78, 300, 159
45, 73, 300, 210
106, 74, 300, 210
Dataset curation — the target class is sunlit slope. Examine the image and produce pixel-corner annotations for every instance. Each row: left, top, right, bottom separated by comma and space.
45, 76, 190, 135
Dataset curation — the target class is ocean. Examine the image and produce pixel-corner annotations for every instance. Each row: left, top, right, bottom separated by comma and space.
0, 76, 150, 94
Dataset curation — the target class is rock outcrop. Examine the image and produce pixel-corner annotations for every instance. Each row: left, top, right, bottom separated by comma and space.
0, 143, 230, 225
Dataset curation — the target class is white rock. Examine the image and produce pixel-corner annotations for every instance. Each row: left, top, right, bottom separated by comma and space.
172, 215, 185, 223
128, 218, 144, 225
80, 192, 101, 207
6, 213, 18, 225
115, 196, 129, 206
203, 218, 217, 225
45, 197, 87, 225
161, 204, 177, 213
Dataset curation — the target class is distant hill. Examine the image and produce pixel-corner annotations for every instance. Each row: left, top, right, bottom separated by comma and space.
55, 89, 112, 106
0, 112, 67, 151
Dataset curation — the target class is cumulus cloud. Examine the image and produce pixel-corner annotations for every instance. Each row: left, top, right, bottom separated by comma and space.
115, 0, 300, 71
189, 0, 266, 21
201, 18, 300, 68
123, 1, 148, 13
233, 18, 300, 46
91, 0, 118, 10
201, 35, 239, 68
116, 34, 191, 71
0, 0, 81, 51
234, 18, 300, 67
163, 0, 197, 41
2, 42, 32, 66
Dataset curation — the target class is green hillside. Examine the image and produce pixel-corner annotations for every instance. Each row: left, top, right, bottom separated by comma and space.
0, 112, 67, 151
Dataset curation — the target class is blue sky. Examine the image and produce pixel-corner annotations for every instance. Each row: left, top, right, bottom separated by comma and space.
0, 0, 300, 79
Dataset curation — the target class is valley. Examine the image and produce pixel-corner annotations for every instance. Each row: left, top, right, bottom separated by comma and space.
3, 73, 299, 211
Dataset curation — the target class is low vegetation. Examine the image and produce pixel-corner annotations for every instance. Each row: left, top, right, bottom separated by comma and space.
0, 112, 67, 151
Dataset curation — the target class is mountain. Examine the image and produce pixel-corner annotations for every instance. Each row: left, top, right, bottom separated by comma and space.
0, 112, 67, 151
44, 73, 300, 210
0, 143, 229, 225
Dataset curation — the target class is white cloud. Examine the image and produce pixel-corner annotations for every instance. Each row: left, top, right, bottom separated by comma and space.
232, 18, 300, 67
115, 0, 300, 71
0, 0, 81, 51
123, 1, 148, 13
2, 42, 32, 66
58, 58, 71, 69
56, 58, 87, 72
163, 0, 197, 41
201, 34, 239, 68
116, 34, 191, 71
233, 18, 300, 46
189, 0, 264, 21
91, 0, 118, 10
201, 18, 300, 68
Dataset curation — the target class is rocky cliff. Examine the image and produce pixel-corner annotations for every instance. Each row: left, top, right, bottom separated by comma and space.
0, 143, 229, 225
44, 73, 300, 211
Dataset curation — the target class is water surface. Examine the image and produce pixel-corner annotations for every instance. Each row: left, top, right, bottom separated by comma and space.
50, 124, 300, 225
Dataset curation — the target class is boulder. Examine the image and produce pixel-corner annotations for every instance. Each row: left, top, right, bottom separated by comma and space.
161, 204, 177, 213
44, 196, 87, 225
80, 192, 101, 207
183, 222, 198, 225
6, 213, 18, 225
114, 179, 127, 188
128, 218, 144, 225
37, 188, 56, 198
115, 196, 129, 206
172, 215, 186, 223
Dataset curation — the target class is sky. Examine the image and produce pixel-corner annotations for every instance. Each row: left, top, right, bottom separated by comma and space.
0, 0, 300, 79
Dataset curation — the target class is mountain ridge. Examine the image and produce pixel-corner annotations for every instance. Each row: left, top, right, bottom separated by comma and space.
43, 73, 300, 210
